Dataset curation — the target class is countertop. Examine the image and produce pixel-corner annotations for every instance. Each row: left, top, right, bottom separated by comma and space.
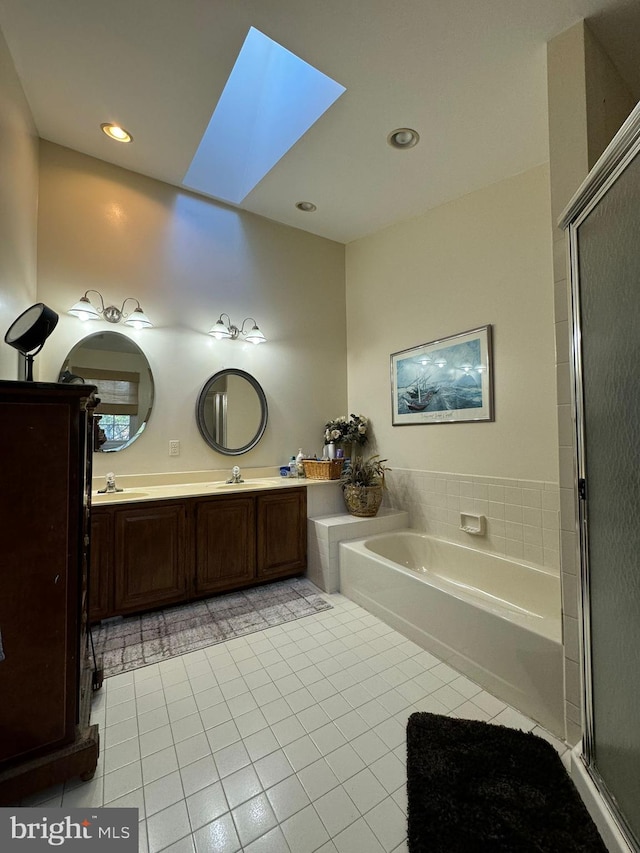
91, 475, 339, 505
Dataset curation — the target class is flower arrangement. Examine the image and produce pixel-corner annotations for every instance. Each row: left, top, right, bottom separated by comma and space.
324, 413, 369, 446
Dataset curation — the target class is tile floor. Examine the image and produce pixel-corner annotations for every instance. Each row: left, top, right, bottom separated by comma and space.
21, 589, 569, 852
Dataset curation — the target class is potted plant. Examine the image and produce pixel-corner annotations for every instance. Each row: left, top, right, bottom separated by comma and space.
340, 454, 390, 517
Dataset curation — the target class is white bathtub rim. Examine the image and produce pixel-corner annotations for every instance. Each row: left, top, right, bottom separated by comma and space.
359, 528, 560, 578
340, 530, 562, 643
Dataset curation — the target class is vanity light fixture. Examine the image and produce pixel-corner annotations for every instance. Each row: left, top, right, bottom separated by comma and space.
387, 127, 420, 149
100, 123, 133, 143
208, 313, 266, 345
68, 290, 153, 329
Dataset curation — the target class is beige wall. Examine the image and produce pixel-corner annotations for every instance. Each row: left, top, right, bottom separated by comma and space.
0, 27, 38, 380
36, 142, 346, 478
547, 19, 634, 745
345, 164, 557, 483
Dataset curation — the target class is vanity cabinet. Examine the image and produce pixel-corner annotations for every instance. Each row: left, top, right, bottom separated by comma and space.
257, 490, 307, 579
194, 497, 256, 595
0, 381, 99, 804
89, 486, 307, 620
113, 503, 188, 615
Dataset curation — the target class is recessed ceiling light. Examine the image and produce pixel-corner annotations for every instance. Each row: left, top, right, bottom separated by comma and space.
296, 201, 317, 212
101, 123, 133, 143
387, 127, 419, 149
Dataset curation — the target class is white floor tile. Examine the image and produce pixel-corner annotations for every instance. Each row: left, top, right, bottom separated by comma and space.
140, 724, 173, 759
333, 816, 386, 853
213, 741, 251, 778
222, 764, 263, 810
193, 812, 240, 853
265, 774, 311, 822
232, 793, 278, 847
243, 826, 291, 853
281, 804, 330, 853
103, 761, 143, 804
271, 714, 307, 747
142, 745, 179, 784
342, 767, 388, 814
364, 796, 407, 852
144, 770, 185, 817
185, 781, 228, 831
147, 800, 191, 853
253, 749, 294, 789
243, 727, 280, 762
180, 756, 219, 798
324, 743, 366, 783
314, 785, 360, 836
175, 732, 211, 768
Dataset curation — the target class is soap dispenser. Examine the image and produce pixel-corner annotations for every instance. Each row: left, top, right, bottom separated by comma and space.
296, 448, 305, 478
289, 456, 298, 478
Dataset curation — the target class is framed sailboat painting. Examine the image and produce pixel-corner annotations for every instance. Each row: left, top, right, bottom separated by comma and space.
390, 325, 494, 425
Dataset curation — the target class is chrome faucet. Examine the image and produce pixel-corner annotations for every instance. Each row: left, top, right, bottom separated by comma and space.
226, 466, 244, 484
97, 472, 123, 494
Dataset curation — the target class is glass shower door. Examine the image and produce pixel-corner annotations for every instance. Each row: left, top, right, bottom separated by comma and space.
572, 139, 640, 848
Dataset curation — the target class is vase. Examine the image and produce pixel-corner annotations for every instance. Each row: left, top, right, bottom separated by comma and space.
326, 442, 336, 459
343, 483, 383, 517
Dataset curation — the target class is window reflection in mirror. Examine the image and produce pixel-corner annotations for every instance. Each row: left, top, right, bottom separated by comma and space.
196, 369, 267, 455
59, 331, 154, 452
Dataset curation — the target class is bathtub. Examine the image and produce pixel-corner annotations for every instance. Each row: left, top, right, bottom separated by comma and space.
339, 530, 564, 735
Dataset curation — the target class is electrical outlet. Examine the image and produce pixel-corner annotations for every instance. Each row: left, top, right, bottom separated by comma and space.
169, 440, 180, 457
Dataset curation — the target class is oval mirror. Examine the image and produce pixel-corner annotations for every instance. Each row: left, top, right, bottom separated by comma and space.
59, 331, 154, 452
196, 369, 268, 456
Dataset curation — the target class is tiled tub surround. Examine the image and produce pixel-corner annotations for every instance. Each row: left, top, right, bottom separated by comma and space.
307, 509, 409, 593
22, 591, 569, 853
384, 468, 561, 572
340, 532, 564, 736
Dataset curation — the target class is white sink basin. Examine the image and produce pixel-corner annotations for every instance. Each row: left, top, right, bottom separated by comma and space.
93, 490, 150, 503
210, 480, 279, 490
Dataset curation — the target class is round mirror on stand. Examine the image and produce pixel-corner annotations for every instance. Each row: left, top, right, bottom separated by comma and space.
59, 331, 154, 452
196, 369, 268, 456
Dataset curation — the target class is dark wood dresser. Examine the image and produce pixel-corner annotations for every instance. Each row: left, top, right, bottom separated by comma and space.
0, 380, 100, 803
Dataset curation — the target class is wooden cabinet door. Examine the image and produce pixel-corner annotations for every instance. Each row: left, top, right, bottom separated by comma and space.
89, 510, 113, 622
195, 497, 255, 595
114, 503, 187, 614
256, 489, 307, 580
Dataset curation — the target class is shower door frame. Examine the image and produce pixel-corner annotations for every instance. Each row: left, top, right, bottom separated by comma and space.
561, 101, 640, 853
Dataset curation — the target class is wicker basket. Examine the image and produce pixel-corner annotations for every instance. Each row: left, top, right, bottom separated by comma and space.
343, 483, 383, 517
302, 459, 344, 480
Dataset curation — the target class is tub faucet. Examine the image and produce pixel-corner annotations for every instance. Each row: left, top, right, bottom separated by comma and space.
226, 466, 244, 484
97, 472, 123, 494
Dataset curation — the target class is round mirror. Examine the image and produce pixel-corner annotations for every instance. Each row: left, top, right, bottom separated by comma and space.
59, 331, 154, 452
196, 369, 268, 456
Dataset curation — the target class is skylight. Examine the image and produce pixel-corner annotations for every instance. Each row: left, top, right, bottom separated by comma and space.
183, 27, 346, 204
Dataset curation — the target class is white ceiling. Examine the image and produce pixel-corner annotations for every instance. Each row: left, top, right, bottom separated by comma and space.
1, 0, 638, 244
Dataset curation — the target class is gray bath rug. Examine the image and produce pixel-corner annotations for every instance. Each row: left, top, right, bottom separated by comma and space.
92, 578, 332, 678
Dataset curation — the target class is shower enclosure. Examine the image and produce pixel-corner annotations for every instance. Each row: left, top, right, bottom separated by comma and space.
562, 102, 640, 851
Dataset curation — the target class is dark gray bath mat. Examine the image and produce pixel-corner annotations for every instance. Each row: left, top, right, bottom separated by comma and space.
93, 578, 332, 678
406, 712, 607, 853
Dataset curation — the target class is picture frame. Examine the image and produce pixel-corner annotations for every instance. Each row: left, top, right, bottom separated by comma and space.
390, 325, 494, 425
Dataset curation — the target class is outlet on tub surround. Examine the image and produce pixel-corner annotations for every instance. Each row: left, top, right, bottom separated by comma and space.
384, 468, 560, 572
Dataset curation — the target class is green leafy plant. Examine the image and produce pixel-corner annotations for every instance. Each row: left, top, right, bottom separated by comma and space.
340, 454, 391, 488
